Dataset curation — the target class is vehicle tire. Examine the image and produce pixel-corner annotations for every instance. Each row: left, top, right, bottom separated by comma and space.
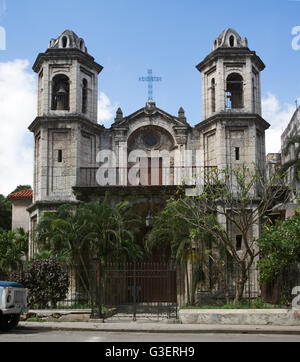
0, 314, 20, 332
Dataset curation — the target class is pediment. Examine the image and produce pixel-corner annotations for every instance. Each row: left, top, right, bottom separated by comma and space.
111, 101, 190, 129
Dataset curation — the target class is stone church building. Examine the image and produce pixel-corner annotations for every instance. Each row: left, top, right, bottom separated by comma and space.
27, 28, 269, 260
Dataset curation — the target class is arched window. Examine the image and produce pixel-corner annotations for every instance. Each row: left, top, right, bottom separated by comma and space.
82, 79, 88, 114
62, 36, 68, 48
229, 35, 235, 47
51, 75, 70, 111
211, 78, 216, 113
226, 73, 244, 109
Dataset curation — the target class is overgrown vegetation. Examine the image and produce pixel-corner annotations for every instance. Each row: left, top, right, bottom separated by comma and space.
258, 211, 300, 284
0, 228, 28, 277
146, 190, 230, 305
148, 165, 290, 304
34, 197, 142, 297
180, 297, 283, 309
0, 195, 12, 231
281, 135, 300, 182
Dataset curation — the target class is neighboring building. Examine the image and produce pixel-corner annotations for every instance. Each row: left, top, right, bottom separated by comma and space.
266, 107, 300, 220
27, 28, 269, 267
7, 189, 33, 232
269, 107, 300, 219
266, 153, 281, 181
281, 107, 300, 190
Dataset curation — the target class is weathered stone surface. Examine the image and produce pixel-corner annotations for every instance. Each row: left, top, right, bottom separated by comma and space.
27, 28, 269, 307
179, 309, 300, 326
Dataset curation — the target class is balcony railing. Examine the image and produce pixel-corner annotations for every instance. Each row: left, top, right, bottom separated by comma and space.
78, 166, 216, 187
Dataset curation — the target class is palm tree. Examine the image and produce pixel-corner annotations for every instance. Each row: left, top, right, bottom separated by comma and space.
146, 198, 227, 305
84, 197, 142, 261
36, 199, 142, 297
0, 228, 28, 275
37, 204, 92, 294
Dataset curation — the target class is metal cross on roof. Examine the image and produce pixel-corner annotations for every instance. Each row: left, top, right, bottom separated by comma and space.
139, 69, 162, 101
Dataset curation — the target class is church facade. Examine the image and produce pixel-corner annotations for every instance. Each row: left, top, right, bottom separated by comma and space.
27, 28, 269, 259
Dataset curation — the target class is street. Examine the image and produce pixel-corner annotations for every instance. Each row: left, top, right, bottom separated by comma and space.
1, 325, 300, 342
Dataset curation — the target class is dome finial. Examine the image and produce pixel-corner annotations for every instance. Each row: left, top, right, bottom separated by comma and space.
49, 30, 87, 53
212, 28, 248, 51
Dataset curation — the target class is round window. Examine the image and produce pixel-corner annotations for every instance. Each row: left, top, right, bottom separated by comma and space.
144, 134, 158, 147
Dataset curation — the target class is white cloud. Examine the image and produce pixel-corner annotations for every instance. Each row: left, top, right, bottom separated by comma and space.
0, 59, 36, 196
0, 59, 118, 196
262, 92, 296, 154
97, 92, 118, 127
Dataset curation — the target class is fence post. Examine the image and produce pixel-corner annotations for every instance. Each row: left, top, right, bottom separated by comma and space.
91, 259, 96, 318
248, 267, 251, 307
133, 261, 137, 321
98, 259, 103, 320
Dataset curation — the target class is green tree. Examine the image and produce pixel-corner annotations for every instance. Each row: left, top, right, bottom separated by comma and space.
9, 185, 32, 194
149, 165, 290, 303
0, 195, 11, 231
0, 228, 28, 275
36, 199, 141, 296
85, 198, 142, 261
147, 195, 230, 305
257, 211, 300, 284
37, 203, 93, 295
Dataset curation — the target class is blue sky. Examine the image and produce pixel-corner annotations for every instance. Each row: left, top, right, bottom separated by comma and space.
0, 0, 300, 194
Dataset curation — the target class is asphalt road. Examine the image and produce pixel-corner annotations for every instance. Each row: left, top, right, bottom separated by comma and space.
1, 325, 300, 342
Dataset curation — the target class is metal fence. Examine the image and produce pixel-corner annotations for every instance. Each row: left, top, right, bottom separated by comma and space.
14, 259, 265, 312
196, 263, 260, 306
55, 266, 91, 309
91, 260, 177, 320
261, 263, 300, 306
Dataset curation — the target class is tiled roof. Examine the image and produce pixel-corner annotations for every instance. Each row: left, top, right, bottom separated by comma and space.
8, 189, 33, 200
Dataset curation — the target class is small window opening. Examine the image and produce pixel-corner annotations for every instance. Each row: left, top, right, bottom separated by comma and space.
229, 35, 235, 47
58, 150, 63, 163
82, 79, 88, 114
62, 36, 68, 48
235, 147, 240, 161
211, 78, 216, 113
236, 235, 242, 251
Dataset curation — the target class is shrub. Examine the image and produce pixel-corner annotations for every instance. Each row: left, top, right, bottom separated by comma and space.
10, 257, 69, 308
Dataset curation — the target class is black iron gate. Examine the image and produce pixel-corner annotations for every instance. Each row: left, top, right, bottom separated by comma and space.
91, 260, 177, 320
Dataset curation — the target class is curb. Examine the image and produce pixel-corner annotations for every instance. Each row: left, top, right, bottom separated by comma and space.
19, 322, 300, 335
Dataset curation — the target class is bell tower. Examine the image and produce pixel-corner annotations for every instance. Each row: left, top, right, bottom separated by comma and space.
197, 28, 265, 120
35, 29, 102, 122
196, 29, 270, 170
28, 30, 104, 257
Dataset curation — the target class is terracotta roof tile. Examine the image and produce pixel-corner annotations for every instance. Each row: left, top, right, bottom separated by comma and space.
8, 189, 33, 200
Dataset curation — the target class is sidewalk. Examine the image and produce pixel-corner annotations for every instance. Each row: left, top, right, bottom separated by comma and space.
19, 320, 300, 335
19, 309, 300, 335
